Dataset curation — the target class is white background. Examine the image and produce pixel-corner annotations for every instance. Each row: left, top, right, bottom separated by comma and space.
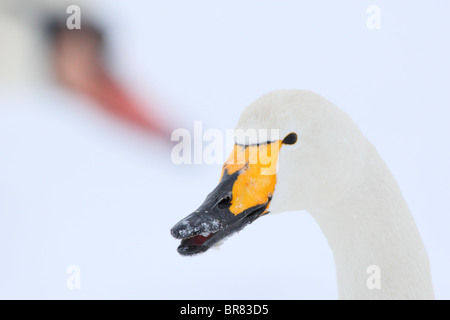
0, 1, 449, 299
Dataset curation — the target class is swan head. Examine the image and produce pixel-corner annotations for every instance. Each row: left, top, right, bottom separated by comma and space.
171, 90, 366, 255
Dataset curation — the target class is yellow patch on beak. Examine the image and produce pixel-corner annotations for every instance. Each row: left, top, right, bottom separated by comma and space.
220, 141, 283, 216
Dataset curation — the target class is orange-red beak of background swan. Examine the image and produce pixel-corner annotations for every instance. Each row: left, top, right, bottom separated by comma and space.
171, 134, 296, 255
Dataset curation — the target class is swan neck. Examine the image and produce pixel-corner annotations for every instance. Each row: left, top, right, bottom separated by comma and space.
310, 158, 434, 299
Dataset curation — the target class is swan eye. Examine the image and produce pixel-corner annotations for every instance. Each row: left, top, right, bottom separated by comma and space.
217, 194, 232, 209
282, 132, 297, 145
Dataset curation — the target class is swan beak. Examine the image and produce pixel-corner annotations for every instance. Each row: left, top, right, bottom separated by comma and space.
171, 142, 282, 255
170, 168, 270, 255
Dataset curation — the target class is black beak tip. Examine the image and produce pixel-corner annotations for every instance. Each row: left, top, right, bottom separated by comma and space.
177, 243, 208, 256
170, 228, 177, 239
170, 222, 184, 239
177, 244, 195, 255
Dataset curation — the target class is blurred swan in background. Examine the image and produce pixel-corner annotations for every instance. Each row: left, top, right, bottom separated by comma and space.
0, 0, 173, 140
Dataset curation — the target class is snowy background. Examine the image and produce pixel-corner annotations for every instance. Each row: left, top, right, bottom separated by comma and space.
0, 1, 449, 299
